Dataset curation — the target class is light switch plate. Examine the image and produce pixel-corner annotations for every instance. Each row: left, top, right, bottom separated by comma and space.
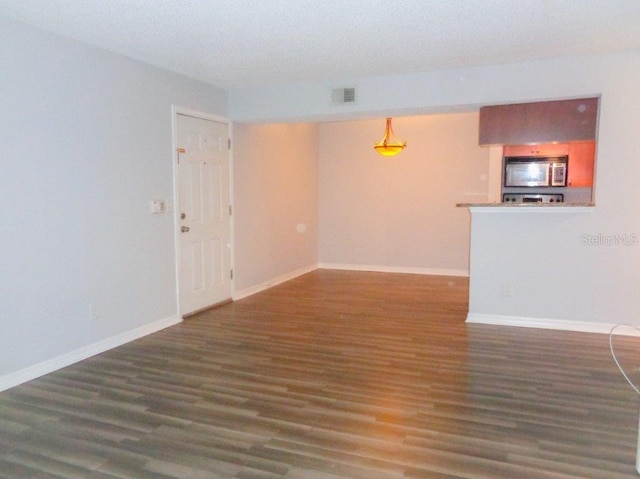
150, 200, 166, 214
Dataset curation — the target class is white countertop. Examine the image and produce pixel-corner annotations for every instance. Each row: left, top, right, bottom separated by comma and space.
457, 202, 595, 213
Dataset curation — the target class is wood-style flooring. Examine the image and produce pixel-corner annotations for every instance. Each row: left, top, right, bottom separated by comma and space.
1, 270, 640, 478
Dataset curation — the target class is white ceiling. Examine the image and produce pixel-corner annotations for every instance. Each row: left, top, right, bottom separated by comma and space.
2, 0, 640, 90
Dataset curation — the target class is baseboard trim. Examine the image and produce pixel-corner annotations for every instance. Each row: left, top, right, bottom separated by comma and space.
233, 264, 319, 300
318, 263, 469, 277
0, 314, 182, 393
232, 264, 468, 300
466, 313, 640, 336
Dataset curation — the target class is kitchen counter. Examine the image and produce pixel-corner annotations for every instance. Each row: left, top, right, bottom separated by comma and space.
457, 202, 595, 213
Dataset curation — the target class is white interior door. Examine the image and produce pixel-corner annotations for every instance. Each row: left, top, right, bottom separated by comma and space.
176, 113, 231, 316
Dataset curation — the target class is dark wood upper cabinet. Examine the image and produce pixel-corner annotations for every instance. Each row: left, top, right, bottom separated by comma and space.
479, 97, 599, 146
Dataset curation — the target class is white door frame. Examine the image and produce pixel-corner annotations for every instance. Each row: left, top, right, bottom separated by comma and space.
171, 105, 234, 316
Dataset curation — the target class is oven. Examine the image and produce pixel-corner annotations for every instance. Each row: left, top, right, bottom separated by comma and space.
503, 193, 564, 203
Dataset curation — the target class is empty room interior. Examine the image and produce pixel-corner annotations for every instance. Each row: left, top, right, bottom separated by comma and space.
2, 1, 640, 478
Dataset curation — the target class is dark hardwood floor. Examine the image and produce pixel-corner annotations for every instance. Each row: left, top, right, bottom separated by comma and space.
1, 270, 640, 478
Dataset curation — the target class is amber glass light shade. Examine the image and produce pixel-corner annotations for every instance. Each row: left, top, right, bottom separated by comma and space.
374, 117, 406, 157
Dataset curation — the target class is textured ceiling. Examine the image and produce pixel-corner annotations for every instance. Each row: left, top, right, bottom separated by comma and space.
1, 0, 640, 90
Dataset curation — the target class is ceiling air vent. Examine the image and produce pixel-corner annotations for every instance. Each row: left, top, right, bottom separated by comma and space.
332, 87, 356, 105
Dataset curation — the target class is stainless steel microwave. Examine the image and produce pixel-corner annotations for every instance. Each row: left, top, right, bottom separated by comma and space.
504, 156, 568, 187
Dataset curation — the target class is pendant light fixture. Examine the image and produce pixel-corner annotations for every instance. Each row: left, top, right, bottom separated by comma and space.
374, 117, 406, 157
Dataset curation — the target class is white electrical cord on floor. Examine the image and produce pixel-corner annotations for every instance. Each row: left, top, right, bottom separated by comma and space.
608, 324, 640, 474
609, 324, 640, 395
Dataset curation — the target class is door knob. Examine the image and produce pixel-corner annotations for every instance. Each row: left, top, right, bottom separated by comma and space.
181, 226, 190, 233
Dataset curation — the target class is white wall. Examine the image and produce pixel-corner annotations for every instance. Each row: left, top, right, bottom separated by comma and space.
232, 123, 319, 297
230, 51, 640, 332
318, 114, 488, 275
0, 17, 227, 389
468, 53, 640, 332
229, 55, 615, 124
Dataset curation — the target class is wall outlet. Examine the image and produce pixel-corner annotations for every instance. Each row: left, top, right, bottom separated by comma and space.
502, 283, 512, 298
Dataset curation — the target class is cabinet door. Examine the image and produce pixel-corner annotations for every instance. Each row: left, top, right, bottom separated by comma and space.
567, 141, 595, 187
503, 143, 569, 157
479, 98, 599, 146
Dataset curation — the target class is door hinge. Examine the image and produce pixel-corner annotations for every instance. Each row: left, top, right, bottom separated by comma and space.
228, 138, 231, 150
229, 205, 232, 216
230, 269, 234, 280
